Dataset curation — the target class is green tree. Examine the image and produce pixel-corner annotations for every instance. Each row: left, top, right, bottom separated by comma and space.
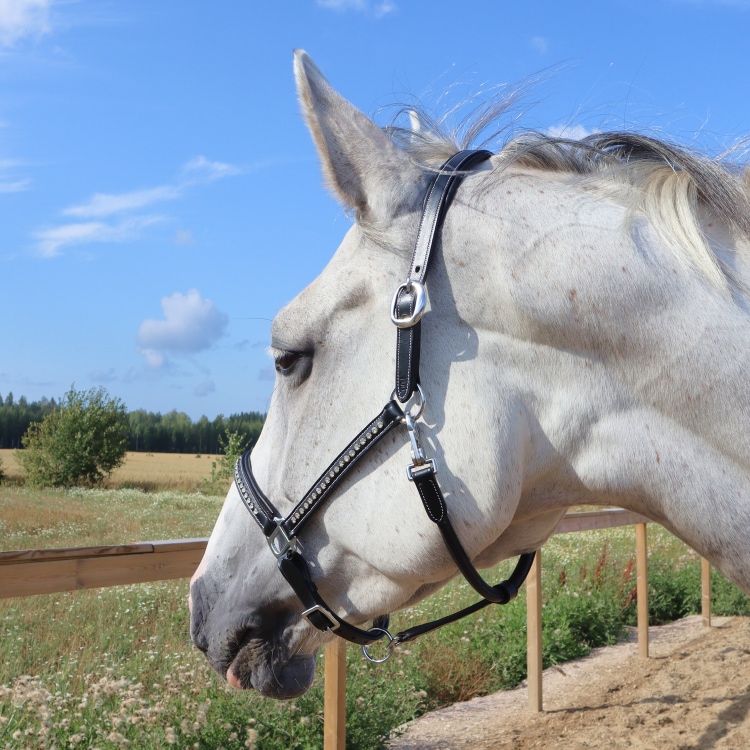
18, 385, 128, 487
203, 430, 250, 494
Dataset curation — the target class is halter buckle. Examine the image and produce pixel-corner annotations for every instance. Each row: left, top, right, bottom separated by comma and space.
390, 281, 426, 328
302, 604, 340, 632
407, 459, 437, 481
267, 520, 297, 560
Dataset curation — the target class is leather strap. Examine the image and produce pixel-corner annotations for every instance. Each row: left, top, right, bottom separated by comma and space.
278, 551, 391, 646
395, 291, 421, 402
394, 149, 492, 403
235, 400, 403, 539
407, 149, 493, 285
391, 550, 536, 646
412, 466, 535, 604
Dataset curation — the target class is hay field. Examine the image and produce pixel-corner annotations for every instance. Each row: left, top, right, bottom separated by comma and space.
0, 449, 218, 492
107, 451, 218, 492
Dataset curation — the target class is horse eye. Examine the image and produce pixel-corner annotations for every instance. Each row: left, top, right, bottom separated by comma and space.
275, 351, 301, 374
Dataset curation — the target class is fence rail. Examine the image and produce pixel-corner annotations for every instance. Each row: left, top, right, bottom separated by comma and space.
0, 510, 714, 749
0, 539, 206, 599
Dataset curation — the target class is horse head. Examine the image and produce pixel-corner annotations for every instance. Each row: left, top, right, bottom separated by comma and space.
190, 51, 750, 698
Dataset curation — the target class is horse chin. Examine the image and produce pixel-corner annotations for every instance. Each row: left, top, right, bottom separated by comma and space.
226, 642, 316, 699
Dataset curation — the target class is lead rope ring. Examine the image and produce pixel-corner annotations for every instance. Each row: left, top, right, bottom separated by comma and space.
361, 628, 395, 663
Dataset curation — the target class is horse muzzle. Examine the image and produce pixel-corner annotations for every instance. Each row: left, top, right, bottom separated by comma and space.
190, 574, 317, 698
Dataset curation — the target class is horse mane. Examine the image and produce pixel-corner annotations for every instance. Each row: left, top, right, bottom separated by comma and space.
387, 103, 750, 292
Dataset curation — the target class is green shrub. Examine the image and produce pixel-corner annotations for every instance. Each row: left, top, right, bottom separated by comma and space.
17, 385, 128, 488
712, 570, 750, 616
643, 558, 701, 624
203, 430, 250, 494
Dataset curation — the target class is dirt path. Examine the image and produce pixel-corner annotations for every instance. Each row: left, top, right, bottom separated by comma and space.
389, 616, 750, 749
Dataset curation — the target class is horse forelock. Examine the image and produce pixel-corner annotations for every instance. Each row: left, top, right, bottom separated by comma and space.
383, 96, 750, 295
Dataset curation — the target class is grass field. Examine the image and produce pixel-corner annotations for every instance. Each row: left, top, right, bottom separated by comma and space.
2, 458, 750, 748
0, 449, 219, 493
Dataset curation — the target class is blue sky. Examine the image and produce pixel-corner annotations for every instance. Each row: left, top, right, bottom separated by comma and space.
1, 0, 748, 420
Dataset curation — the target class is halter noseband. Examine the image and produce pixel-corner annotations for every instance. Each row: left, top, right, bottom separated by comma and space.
235, 150, 535, 661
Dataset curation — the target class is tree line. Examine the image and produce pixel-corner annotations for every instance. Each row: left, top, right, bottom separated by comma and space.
0, 391, 265, 454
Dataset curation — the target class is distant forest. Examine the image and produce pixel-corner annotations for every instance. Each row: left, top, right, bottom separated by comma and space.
0, 392, 265, 454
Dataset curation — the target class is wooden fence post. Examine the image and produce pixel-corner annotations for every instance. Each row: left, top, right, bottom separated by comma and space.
702, 558, 711, 627
636, 523, 649, 658
324, 638, 347, 750
526, 549, 543, 712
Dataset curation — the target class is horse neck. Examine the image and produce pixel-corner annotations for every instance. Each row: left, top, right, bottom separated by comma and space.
446, 169, 750, 588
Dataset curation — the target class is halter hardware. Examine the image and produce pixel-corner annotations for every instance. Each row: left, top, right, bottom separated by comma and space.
234, 149, 535, 658
404, 412, 436, 481
391, 280, 426, 328
267, 520, 297, 560
301, 605, 340, 632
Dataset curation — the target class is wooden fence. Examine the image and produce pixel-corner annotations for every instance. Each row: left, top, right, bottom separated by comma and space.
0, 510, 716, 749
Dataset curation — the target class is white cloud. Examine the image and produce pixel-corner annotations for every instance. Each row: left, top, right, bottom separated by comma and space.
172, 229, 195, 247
0, 0, 51, 47
90, 367, 117, 383
546, 124, 598, 141
0, 176, 31, 192
0, 158, 31, 193
531, 36, 548, 54
316, 0, 396, 15
62, 157, 236, 220
138, 348, 165, 370
34, 215, 164, 258
181, 156, 241, 184
34, 155, 240, 257
194, 380, 216, 397
137, 289, 228, 369
64, 185, 181, 219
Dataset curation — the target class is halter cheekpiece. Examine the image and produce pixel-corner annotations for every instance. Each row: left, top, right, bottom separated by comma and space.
235, 150, 536, 661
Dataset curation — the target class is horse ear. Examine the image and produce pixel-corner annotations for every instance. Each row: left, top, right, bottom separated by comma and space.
293, 50, 423, 221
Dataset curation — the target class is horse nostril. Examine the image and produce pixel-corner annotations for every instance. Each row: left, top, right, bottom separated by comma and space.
190, 579, 210, 653
192, 623, 209, 653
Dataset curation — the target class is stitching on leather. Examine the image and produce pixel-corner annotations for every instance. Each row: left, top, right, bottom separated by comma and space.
409, 177, 440, 275
409, 152, 471, 279
416, 478, 444, 523
395, 296, 415, 402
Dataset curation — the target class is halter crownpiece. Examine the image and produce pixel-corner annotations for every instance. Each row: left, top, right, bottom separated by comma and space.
235, 149, 536, 659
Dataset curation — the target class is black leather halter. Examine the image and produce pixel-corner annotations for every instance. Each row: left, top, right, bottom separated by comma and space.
235, 150, 535, 659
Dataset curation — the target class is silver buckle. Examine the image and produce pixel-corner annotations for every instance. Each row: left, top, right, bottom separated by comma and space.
267, 520, 297, 559
407, 458, 437, 481
390, 280, 426, 328
302, 605, 340, 632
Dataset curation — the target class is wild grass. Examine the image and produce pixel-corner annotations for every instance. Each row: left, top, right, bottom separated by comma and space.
0, 486, 224, 551
2, 487, 750, 749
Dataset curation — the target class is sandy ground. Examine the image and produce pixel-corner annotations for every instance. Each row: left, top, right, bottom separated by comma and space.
389, 615, 750, 749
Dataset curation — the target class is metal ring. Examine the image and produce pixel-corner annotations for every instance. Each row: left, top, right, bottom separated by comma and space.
361, 628, 395, 663
390, 281, 426, 329
390, 383, 426, 421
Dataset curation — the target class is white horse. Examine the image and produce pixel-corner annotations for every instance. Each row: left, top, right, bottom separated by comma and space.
190, 50, 750, 699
